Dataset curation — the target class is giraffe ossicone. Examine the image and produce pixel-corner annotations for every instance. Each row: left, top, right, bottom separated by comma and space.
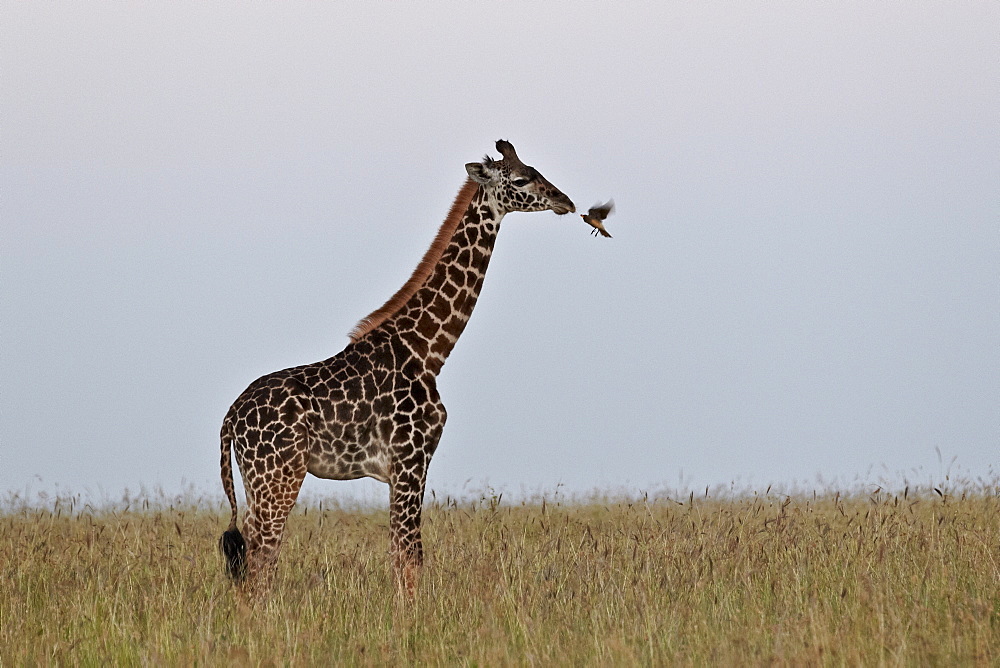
219, 140, 575, 599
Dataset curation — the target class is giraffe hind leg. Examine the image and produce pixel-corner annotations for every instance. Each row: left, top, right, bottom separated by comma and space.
237, 433, 309, 600
241, 479, 307, 598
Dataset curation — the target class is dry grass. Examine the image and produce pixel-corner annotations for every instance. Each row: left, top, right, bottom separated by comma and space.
2, 485, 999, 665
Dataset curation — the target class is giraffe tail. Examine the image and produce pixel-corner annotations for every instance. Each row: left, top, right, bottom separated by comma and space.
219, 423, 247, 582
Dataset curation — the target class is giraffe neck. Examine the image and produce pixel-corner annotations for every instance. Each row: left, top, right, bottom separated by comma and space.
381, 184, 503, 375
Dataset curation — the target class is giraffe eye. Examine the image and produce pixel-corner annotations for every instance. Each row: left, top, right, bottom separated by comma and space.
512, 177, 532, 187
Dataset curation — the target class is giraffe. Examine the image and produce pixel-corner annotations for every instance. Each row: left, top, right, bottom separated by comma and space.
219, 140, 576, 599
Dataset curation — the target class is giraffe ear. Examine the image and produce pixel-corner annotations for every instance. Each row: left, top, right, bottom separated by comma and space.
465, 161, 496, 185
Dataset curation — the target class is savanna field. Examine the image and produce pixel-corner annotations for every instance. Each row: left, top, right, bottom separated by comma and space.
2, 484, 999, 665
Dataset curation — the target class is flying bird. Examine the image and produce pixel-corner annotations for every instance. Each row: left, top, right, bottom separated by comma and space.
581, 200, 615, 238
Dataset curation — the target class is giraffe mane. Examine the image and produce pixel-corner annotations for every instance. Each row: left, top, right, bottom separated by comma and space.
349, 178, 480, 342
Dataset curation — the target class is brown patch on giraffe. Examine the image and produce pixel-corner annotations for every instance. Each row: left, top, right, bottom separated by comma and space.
349, 178, 480, 342
446, 263, 465, 286
429, 335, 451, 357
415, 311, 438, 339
400, 331, 429, 359
427, 295, 452, 321
453, 289, 471, 313
471, 246, 487, 268
443, 316, 466, 338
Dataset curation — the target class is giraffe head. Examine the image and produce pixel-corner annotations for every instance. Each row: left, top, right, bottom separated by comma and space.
465, 140, 576, 216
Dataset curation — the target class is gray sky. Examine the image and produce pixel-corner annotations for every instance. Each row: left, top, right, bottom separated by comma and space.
3, 2, 998, 504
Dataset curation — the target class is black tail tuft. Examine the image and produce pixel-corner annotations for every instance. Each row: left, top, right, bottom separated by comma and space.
220, 527, 247, 582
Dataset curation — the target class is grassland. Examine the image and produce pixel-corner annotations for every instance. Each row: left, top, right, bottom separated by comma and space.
2, 484, 999, 665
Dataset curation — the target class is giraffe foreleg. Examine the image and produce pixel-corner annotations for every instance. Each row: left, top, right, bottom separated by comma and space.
389, 463, 428, 599
386, 382, 445, 599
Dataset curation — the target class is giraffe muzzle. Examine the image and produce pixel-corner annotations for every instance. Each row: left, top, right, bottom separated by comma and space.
551, 197, 576, 216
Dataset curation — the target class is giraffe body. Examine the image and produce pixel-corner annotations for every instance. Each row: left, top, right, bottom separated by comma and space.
220, 141, 575, 598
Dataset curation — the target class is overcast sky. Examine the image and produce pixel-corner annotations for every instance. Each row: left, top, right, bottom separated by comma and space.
3, 3, 997, 504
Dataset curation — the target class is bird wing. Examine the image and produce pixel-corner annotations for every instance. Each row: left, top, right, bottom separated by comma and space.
588, 199, 615, 220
